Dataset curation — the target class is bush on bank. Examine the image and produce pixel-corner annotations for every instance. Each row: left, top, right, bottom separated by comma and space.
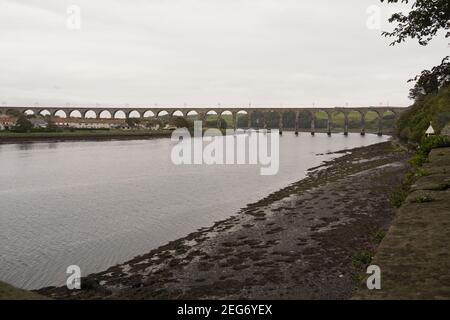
396, 85, 450, 144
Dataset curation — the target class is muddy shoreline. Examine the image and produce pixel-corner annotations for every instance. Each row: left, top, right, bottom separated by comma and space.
38, 141, 409, 300
0, 131, 173, 145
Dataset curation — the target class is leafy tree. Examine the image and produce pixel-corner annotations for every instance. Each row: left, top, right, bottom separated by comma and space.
170, 116, 193, 128
380, 0, 450, 100
126, 118, 140, 127
13, 114, 33, 133
46, 118, 59, 132
408, 57, 450, 100
396, 84, 450, 142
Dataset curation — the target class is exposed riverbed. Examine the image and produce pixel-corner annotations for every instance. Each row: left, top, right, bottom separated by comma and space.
0, 133, 387, 290
38, 141, 409, 299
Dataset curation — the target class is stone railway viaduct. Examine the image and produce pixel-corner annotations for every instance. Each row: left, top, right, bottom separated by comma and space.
0, 106, 406, 136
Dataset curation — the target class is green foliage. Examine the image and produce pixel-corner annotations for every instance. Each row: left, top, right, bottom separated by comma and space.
126, 118, 140, 127
45, 118, 59, 132
408, 135, 450, 168
380, 0, 450, 100
391, 135, 450, 207
419, 135, 450, 154
411, 195, 435, 203
408, 152, 428, 168
352, 250, 373, 269
390, 188, 410, 208
408, 57, 450, 100
396, 85, 450, 143
13, 114, 33, 133
170, 116, 193, 128
374, 230, 386, 244
380, 0, 450, 46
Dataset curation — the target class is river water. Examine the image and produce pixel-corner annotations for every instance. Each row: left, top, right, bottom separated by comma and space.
0, 132, 388, 289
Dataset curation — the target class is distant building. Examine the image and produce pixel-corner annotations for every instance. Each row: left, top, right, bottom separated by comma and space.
0, 115, 16, 130
29, 118, 48, 129
52, 118, 130, 130
164, 124, 177, 130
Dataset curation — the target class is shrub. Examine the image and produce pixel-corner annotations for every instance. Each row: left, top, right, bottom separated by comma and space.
396, 85, 450, 144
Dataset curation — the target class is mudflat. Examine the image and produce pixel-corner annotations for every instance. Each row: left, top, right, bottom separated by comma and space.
38, 141, 409, 299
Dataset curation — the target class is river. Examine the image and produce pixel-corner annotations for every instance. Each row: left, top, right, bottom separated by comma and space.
0, 132, 388, 289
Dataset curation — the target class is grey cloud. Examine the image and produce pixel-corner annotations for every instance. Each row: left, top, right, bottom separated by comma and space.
0, 0, 448, 107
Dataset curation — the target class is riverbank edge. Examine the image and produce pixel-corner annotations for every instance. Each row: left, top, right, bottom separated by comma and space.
353, 146, 450, 299
0, 129, 393, 145
35, 139, 411, 299
0, 130, 173, 144
0, 281, 48, 300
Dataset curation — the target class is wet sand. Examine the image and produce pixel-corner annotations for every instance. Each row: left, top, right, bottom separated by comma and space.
38, 141, 409, 300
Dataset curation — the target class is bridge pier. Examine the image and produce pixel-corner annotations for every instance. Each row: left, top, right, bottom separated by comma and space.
310, 117, 315, 136
360, 113, 366, 136
378, 116, 383, 136
294, 111, 299, 135
217, 113, 222, 129
326, 113, 332, 136
199, 112, 207, 128
232, 112, 237, 132
279, 112, 283, 135
344, 113, 349, 136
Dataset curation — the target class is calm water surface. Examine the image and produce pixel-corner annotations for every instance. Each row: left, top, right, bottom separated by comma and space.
0, 132, 388, 289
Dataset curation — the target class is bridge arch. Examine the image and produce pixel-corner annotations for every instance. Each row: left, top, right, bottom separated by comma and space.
24, 109, 35, 116
171, 110, 184, 117
143, 110, 155, 118
99, 110, 112, 119
236, 110, 250, 129
128, 110, 141, 118
186, 110, 199, 117
84, 110, 97, 119
380, 110, 396, 134
363, 110, 381, 134
69, 110, 82, 118
39, 109, 51, 117
220, 110, 232, 116
204, 110, 220, 128
206, 110, 218, 116
156, 110, 169, 118
113, 110, 126, 119
53, 110, 67, 118
186, 110, 201, 123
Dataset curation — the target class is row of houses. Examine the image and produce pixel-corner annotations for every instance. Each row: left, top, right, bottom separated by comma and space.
0, 115, 16, 130
0, 115, 164, 131
52, 118, 131, 130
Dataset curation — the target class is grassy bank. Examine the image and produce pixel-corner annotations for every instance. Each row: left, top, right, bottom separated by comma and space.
397, 85, 450, 144
0, 281, 47, 300
0, 129, 173, 143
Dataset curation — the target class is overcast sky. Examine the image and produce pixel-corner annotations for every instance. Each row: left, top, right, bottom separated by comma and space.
0, 0, 448, 108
